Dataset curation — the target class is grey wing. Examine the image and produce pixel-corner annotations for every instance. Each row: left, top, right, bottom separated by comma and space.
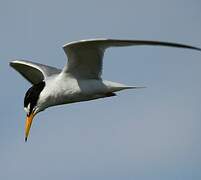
10, 60, 61, 84
62, 39, 105, 79
62, 38, 201, 79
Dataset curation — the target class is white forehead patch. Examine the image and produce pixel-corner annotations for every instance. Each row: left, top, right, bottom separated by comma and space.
24, 103, 30, 114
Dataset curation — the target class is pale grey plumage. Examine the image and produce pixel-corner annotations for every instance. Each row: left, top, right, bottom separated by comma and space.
9, 38, 201, 141
10, 39, 201, 85
10, 60, 61, 84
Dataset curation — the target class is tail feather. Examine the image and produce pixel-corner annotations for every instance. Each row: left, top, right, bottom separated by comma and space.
103, 80, 145, 92
125, 86, 146, 89
116, 86, 146, 92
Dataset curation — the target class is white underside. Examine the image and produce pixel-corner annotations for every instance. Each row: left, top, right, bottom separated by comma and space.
37, 73, 134, 111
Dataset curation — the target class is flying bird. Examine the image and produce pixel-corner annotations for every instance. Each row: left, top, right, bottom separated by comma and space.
10, 39, 201, 141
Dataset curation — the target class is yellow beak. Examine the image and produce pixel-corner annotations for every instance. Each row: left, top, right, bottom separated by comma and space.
25, 112, 35, 142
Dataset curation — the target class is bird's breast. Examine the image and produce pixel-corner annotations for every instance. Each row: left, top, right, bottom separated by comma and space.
39, 76, 112, 108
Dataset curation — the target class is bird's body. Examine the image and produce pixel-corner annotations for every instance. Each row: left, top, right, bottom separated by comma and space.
37, 72, 134, 110
10, 38, 201, 141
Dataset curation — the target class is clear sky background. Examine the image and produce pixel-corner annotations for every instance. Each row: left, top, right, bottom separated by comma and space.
1, 0, 201, 179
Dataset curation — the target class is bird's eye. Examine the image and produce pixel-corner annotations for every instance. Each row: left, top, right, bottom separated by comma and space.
24, 82, 45, 116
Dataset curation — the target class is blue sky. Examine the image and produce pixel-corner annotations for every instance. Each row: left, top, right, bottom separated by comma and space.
1, 0, 201, 179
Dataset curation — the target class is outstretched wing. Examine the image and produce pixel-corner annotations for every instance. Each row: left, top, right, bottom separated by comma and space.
10, 60, 61, 84
62, 38, 201, 79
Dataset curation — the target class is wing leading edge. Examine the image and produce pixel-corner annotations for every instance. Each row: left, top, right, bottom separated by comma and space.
10, 60, 61, 84
62, 39, 201, 79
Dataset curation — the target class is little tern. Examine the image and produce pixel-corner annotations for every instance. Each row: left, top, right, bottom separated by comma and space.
9, 38, 201, 141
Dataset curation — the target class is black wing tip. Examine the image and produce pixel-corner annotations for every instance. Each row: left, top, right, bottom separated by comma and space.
191, 46, 201, 52
9, 60, 19, 67
173, 43, 201, 52
135, 40, 201, 52
9, 61, 14, 66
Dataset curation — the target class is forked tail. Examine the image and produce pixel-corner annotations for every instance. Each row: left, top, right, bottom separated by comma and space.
103, 80, 146, 92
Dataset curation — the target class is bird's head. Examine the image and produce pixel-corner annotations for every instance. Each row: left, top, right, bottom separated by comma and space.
24, 81, 46, 142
